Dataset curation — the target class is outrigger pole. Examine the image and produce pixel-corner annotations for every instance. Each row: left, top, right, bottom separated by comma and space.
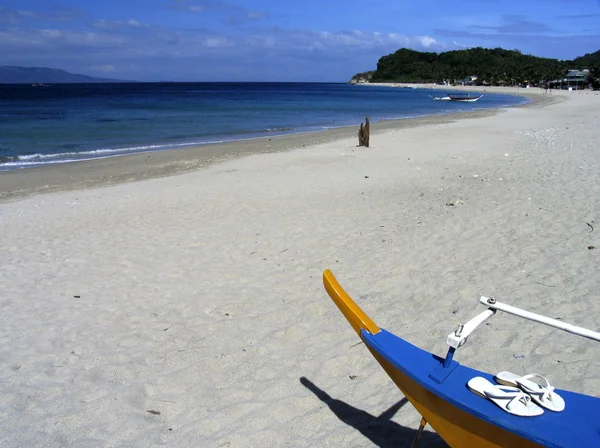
480, 296, 600, 343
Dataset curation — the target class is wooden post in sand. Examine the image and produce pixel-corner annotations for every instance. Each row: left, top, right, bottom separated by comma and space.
357, 116, 370, 147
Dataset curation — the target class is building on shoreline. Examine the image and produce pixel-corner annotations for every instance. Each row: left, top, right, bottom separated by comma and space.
548, 69, 591, 90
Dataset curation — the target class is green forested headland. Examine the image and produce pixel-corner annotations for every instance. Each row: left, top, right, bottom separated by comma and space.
351, 47, 600, 87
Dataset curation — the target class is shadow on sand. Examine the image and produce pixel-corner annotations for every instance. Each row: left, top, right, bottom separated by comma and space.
300, 377, 448, 447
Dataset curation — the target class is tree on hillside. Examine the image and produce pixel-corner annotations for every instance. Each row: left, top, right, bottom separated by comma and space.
591, 68, 600, 90
362, 47, 599, 86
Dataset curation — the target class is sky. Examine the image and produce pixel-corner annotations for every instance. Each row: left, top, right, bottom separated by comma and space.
1, 0, 599, 82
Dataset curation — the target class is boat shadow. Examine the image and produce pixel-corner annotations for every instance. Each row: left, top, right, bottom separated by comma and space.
300, 377, 447, 447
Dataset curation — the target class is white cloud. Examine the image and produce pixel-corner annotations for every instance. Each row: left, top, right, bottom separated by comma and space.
453, 40, 470, 48
167, 0, 267, 23
0, 6, 79, 23
417, 35, 437, 47
40, 29, 62, 39
93, 19, 151, 29
127, 19, 143, 28
203, 37, 233, 48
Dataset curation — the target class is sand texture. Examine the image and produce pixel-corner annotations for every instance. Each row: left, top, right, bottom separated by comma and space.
1, 88, 599, 447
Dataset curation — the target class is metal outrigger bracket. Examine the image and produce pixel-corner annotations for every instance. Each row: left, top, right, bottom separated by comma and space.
429, 307, 496, 383
430, 295, 599, 385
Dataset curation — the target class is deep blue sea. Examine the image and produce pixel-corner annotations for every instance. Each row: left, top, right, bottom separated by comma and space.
0, 82, 528, 170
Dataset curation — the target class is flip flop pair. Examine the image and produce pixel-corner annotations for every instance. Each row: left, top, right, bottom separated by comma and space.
495, 371, 566, 412
467, 372, 565, 417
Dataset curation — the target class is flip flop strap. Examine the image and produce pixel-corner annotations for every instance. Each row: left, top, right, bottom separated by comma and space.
521, 373, 551, 388
484, 385, 522, 399
518, 376, 555, 402
508, 392, 533, 410
483, 386, 534, 411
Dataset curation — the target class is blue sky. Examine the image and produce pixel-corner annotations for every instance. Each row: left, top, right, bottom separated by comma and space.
1, 0, 599, 82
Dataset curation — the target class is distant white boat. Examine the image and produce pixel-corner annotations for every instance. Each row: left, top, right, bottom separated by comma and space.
429, 95, 452, 101
430, 94, 483, 102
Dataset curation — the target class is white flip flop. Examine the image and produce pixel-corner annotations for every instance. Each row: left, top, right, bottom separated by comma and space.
494, 371, 565, 412
467, 376, 544, 417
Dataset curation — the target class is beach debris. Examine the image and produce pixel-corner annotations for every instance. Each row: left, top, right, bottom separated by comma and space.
587, 222, 594, 232
349, 375, 358, 380
513, 354, 526, 359
74, 295, 80, 298
588, 245, 595, 250
147, 410, 161, 416
357, 116, 370, 147
364, 175, 369, 178
446, 199, 464, 206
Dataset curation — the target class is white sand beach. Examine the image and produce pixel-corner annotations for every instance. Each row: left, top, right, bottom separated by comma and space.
1, 88, 599, 447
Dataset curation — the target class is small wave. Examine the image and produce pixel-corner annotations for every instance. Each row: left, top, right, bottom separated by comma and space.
1, 139, 227, 168
0, 156, 116, 169
264, 127, 294, 132
15, 142, 198, 161
0, 155, 17, 164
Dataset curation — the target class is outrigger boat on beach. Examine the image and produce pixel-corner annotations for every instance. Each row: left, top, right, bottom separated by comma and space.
430, 94, 483, 102
323, 269, 600, 447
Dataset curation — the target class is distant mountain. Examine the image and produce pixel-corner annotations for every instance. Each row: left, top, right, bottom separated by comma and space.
0, 66, 131, 84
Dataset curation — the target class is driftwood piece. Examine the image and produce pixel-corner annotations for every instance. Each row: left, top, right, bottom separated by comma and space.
358, 123, 365, 146
357, 116, 370, 147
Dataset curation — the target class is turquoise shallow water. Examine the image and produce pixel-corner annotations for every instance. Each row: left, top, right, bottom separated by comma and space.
0, 82, 528, 170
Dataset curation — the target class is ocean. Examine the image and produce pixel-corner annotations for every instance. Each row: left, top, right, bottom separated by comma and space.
0, 82, 528, 170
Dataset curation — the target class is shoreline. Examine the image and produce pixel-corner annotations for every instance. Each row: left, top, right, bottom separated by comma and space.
358, 82, 566, 96
0, 87, 561, 203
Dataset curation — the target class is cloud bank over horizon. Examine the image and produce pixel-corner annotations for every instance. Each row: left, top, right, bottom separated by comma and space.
0, 0, 598, 82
